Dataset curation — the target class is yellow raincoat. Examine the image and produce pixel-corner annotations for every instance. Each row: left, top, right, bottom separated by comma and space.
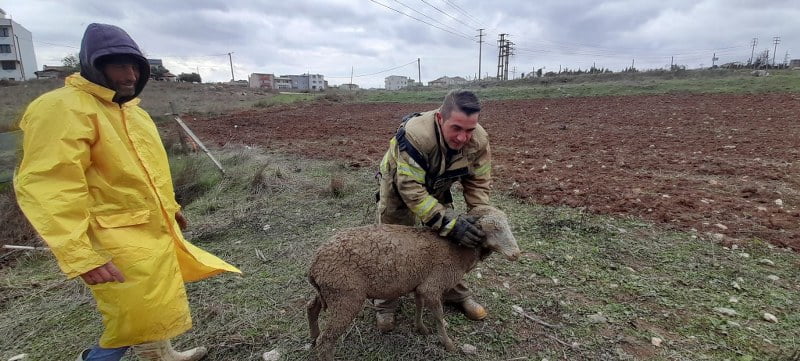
14, 74, 241, 347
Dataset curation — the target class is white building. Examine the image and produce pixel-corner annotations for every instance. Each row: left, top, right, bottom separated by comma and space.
280, 73, 326, 91
428, 76, 467, 88
0, 9, 37, 81
385, 75, 413, 90
339, 83, 359, 90
275, 77, 292, 89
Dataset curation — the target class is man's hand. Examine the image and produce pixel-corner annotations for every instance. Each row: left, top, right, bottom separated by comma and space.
80, 261, 125, 285
441, 210, 485, 248
175, 211, 189, 231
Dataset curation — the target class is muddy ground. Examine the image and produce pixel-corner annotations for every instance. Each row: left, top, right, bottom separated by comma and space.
186, 93, 800, 250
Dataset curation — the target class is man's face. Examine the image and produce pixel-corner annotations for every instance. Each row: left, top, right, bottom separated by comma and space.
437, 109, 479, 150
102, 63, 139, 97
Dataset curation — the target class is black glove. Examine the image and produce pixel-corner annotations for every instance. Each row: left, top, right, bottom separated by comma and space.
442, 212, 485, 248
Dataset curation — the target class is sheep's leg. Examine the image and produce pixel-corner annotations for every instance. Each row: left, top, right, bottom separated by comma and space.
413, 292, 430, 335
313, 297, 364, 361
307, 295, 323, 344
422, 293, 455, 352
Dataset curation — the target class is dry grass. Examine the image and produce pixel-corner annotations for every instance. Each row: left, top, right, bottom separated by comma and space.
0, 186, 41, 265
327, 173, 347, 198
0, 79, 283, 132
1, 148, 799, 360
170, 155, 223, 207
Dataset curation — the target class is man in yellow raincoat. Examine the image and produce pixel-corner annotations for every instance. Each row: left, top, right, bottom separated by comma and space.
14, 23, 241, 361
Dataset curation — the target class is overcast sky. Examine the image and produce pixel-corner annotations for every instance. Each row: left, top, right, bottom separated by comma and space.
5, 0, 799, 88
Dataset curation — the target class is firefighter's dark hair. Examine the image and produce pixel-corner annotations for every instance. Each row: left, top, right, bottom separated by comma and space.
440, 89, 481, 119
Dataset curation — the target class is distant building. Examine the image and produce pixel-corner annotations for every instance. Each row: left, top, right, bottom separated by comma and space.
385, 75, 412, 90
428, 76, 467, 88
339, 83, 359, 90
249, 73, 275, 89
147, 59, 163, 68
281, 73, 326, 91
34, 65, 73, 79
790, 59, 800, 68
0, 8, 37, 81
275, 77, 292, 89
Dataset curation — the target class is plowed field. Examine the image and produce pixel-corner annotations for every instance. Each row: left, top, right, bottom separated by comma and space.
188, 93, 800, 249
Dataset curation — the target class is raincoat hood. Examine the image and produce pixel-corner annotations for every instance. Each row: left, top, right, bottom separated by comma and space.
79, 23, 150, 104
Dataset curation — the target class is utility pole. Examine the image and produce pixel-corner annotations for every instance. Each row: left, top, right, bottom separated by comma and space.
417, 58, 421, 85
670, 56, 674, 70
497, 33, 506, 80
631, 59, 635, 71
750, 37, 758, 67
477, 28, 484, 80
228, 52, 235, 82
350, 66, 354, 89
504, 40, 513, 81
772, 36, 780, 67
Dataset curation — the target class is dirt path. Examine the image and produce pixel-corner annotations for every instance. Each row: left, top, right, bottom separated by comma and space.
187, 93, 800, 249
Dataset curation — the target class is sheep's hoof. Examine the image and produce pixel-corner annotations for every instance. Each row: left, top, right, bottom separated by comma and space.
416, 325, 430, 335
443, 339, 456, 352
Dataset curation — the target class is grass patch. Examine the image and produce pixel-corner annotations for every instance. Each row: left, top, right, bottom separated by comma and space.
0, 131, 22, 183
1, 147, 797, 360
169, 153, 224, 207
357, 69, 800, 103
0, 79, 61, 132
253, 93, 317, 108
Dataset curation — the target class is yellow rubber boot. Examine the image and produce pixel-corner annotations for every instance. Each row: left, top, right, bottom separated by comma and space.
132, 340, 207, 361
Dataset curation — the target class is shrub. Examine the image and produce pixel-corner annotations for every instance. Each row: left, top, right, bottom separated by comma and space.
327, 173, 346, 198
170, 155, 221, 206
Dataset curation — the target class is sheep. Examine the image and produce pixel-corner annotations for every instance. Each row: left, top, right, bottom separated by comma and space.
306, 205, 520, 361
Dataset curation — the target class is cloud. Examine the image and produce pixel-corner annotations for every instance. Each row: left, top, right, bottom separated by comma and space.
4, 0, 799, 87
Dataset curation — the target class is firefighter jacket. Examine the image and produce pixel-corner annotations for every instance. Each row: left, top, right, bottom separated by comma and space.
377, 109, 492, 233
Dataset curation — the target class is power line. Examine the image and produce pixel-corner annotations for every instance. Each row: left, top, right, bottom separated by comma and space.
512, 36, 748, 57
370, 0, 475, 41
33, 40, 78, 49
390, 0, 474, 37
442, 0, 486, 28
327, 59, 419, 78
418, 0, 473, 30
513, 43, 744, 60
32, 39, 231, 60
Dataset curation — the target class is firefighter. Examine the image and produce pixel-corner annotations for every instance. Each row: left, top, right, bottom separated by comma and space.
374, 89, 492, 331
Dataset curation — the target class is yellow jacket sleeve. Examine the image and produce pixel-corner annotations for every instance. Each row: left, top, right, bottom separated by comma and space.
462, 143, 492, 209
14, 97, 110, 278
394, 150, 447, 228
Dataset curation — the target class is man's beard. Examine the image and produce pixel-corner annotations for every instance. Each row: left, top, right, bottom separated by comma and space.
113, 83, 136, 97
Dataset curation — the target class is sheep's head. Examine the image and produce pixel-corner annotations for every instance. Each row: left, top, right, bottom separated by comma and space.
470, 206, 521, 261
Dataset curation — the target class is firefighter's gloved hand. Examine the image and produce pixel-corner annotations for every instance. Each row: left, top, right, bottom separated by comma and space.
440, 210, 485, 248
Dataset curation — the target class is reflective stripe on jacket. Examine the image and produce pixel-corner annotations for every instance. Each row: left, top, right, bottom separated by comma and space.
378, 109, 491, 228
